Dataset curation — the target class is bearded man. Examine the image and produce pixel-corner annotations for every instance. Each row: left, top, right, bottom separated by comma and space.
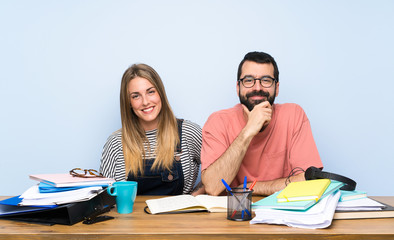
201, 51, 323, 196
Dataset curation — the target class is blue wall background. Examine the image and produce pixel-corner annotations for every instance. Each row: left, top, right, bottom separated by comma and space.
1, 0, 393, 196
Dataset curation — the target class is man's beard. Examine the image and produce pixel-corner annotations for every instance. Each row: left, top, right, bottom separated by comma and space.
239, 88, 276, 111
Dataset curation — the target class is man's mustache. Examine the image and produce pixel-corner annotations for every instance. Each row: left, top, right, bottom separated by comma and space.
246, 90, 269, 99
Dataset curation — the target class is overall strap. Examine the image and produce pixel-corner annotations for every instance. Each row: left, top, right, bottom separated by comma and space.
176, 118, 183, 153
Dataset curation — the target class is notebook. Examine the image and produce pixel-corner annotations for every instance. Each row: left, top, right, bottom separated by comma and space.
277, 179, 331, 203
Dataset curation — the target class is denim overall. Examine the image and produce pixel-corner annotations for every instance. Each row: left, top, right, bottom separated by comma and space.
127, 119, 184, 195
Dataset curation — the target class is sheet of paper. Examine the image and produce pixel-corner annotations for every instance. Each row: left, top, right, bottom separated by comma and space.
250, 191, 341, 229
19, 185, 102, 205
336, 197, 384, 208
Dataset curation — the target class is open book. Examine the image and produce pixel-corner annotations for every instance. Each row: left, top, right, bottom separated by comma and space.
145, 195, 227, 214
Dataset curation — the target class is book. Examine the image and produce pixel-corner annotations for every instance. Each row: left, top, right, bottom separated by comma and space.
30, 173, 115, 188
277, 179, 331, 203
145, 194, 227, 214
339, 190, 367, 202
252, 180, 344, 211
253, 191, 315, 211
334, 201, 394, 220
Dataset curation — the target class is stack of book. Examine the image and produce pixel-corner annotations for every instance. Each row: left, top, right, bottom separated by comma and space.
251, 179, 344, 229
334, 190, 394, 219
251, 180, 394, 228
0, 172, 116, 225
18, 173, 115, 206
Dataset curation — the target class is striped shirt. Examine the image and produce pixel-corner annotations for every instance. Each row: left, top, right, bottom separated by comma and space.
100, 120, 202, 194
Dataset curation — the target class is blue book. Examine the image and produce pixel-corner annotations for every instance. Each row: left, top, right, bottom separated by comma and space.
252, 191, 315, 210
319, 180, 345, 199
339, 190, 367, 202
38, 182, 105, 193
252, 180, 344, 211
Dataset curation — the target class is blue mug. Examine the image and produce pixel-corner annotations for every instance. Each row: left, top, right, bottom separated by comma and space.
107, 181, 138, 214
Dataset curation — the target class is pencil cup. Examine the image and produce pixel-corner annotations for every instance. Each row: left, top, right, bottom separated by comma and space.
226, 187, 253, 221
107, 181, 138, 214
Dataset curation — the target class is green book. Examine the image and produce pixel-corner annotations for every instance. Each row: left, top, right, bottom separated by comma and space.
339, 190, 367, 202
252, 180, 344, 211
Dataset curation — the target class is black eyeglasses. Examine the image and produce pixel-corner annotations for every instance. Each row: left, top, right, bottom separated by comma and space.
238, 76, 277, 88
69, 168, 104, 178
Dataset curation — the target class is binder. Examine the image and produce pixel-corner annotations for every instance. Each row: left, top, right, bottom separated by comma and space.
0, 190, 115, 225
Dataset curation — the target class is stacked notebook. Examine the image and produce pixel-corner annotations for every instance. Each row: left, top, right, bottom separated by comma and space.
253, 180, 343, 211
334, 190, 394, 220
252, 179, 394, 228
0, 172, 116, 225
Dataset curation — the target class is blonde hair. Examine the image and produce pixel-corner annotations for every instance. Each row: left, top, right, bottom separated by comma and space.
119, 63, 179, 177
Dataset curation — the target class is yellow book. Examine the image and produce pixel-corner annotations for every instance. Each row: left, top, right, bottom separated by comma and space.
277, 179, 331, 203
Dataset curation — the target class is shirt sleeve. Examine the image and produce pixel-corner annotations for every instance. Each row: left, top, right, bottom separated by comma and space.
289, 105, 323, 171
201, 113, 233, 171
99, 132, 126, 181
181, 120, 202, 194
183, 120, 202, 164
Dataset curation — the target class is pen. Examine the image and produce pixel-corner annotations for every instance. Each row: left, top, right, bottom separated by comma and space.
229, 178, 255, 218
222, 179, 251, 216
249, 179, 257, 191
221, 179, 233, 195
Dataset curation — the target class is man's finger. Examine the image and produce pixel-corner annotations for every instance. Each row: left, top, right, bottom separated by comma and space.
254, 100, 271, 109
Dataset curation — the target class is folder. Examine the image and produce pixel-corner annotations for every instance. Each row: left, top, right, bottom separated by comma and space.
0, 190, 115, 225
30, 173, 115, 187
0, 196, 56, 216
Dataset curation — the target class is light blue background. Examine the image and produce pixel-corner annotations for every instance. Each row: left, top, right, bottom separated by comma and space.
1, 1, 393, 196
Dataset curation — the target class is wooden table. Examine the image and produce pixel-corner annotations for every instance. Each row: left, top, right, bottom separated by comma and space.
0, 196, 393, 240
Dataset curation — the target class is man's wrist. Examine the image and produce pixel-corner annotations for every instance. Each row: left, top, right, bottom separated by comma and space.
241, 125, 259, 140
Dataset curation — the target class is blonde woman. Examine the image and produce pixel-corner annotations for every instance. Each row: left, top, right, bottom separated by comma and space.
100, 63, 204, 195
